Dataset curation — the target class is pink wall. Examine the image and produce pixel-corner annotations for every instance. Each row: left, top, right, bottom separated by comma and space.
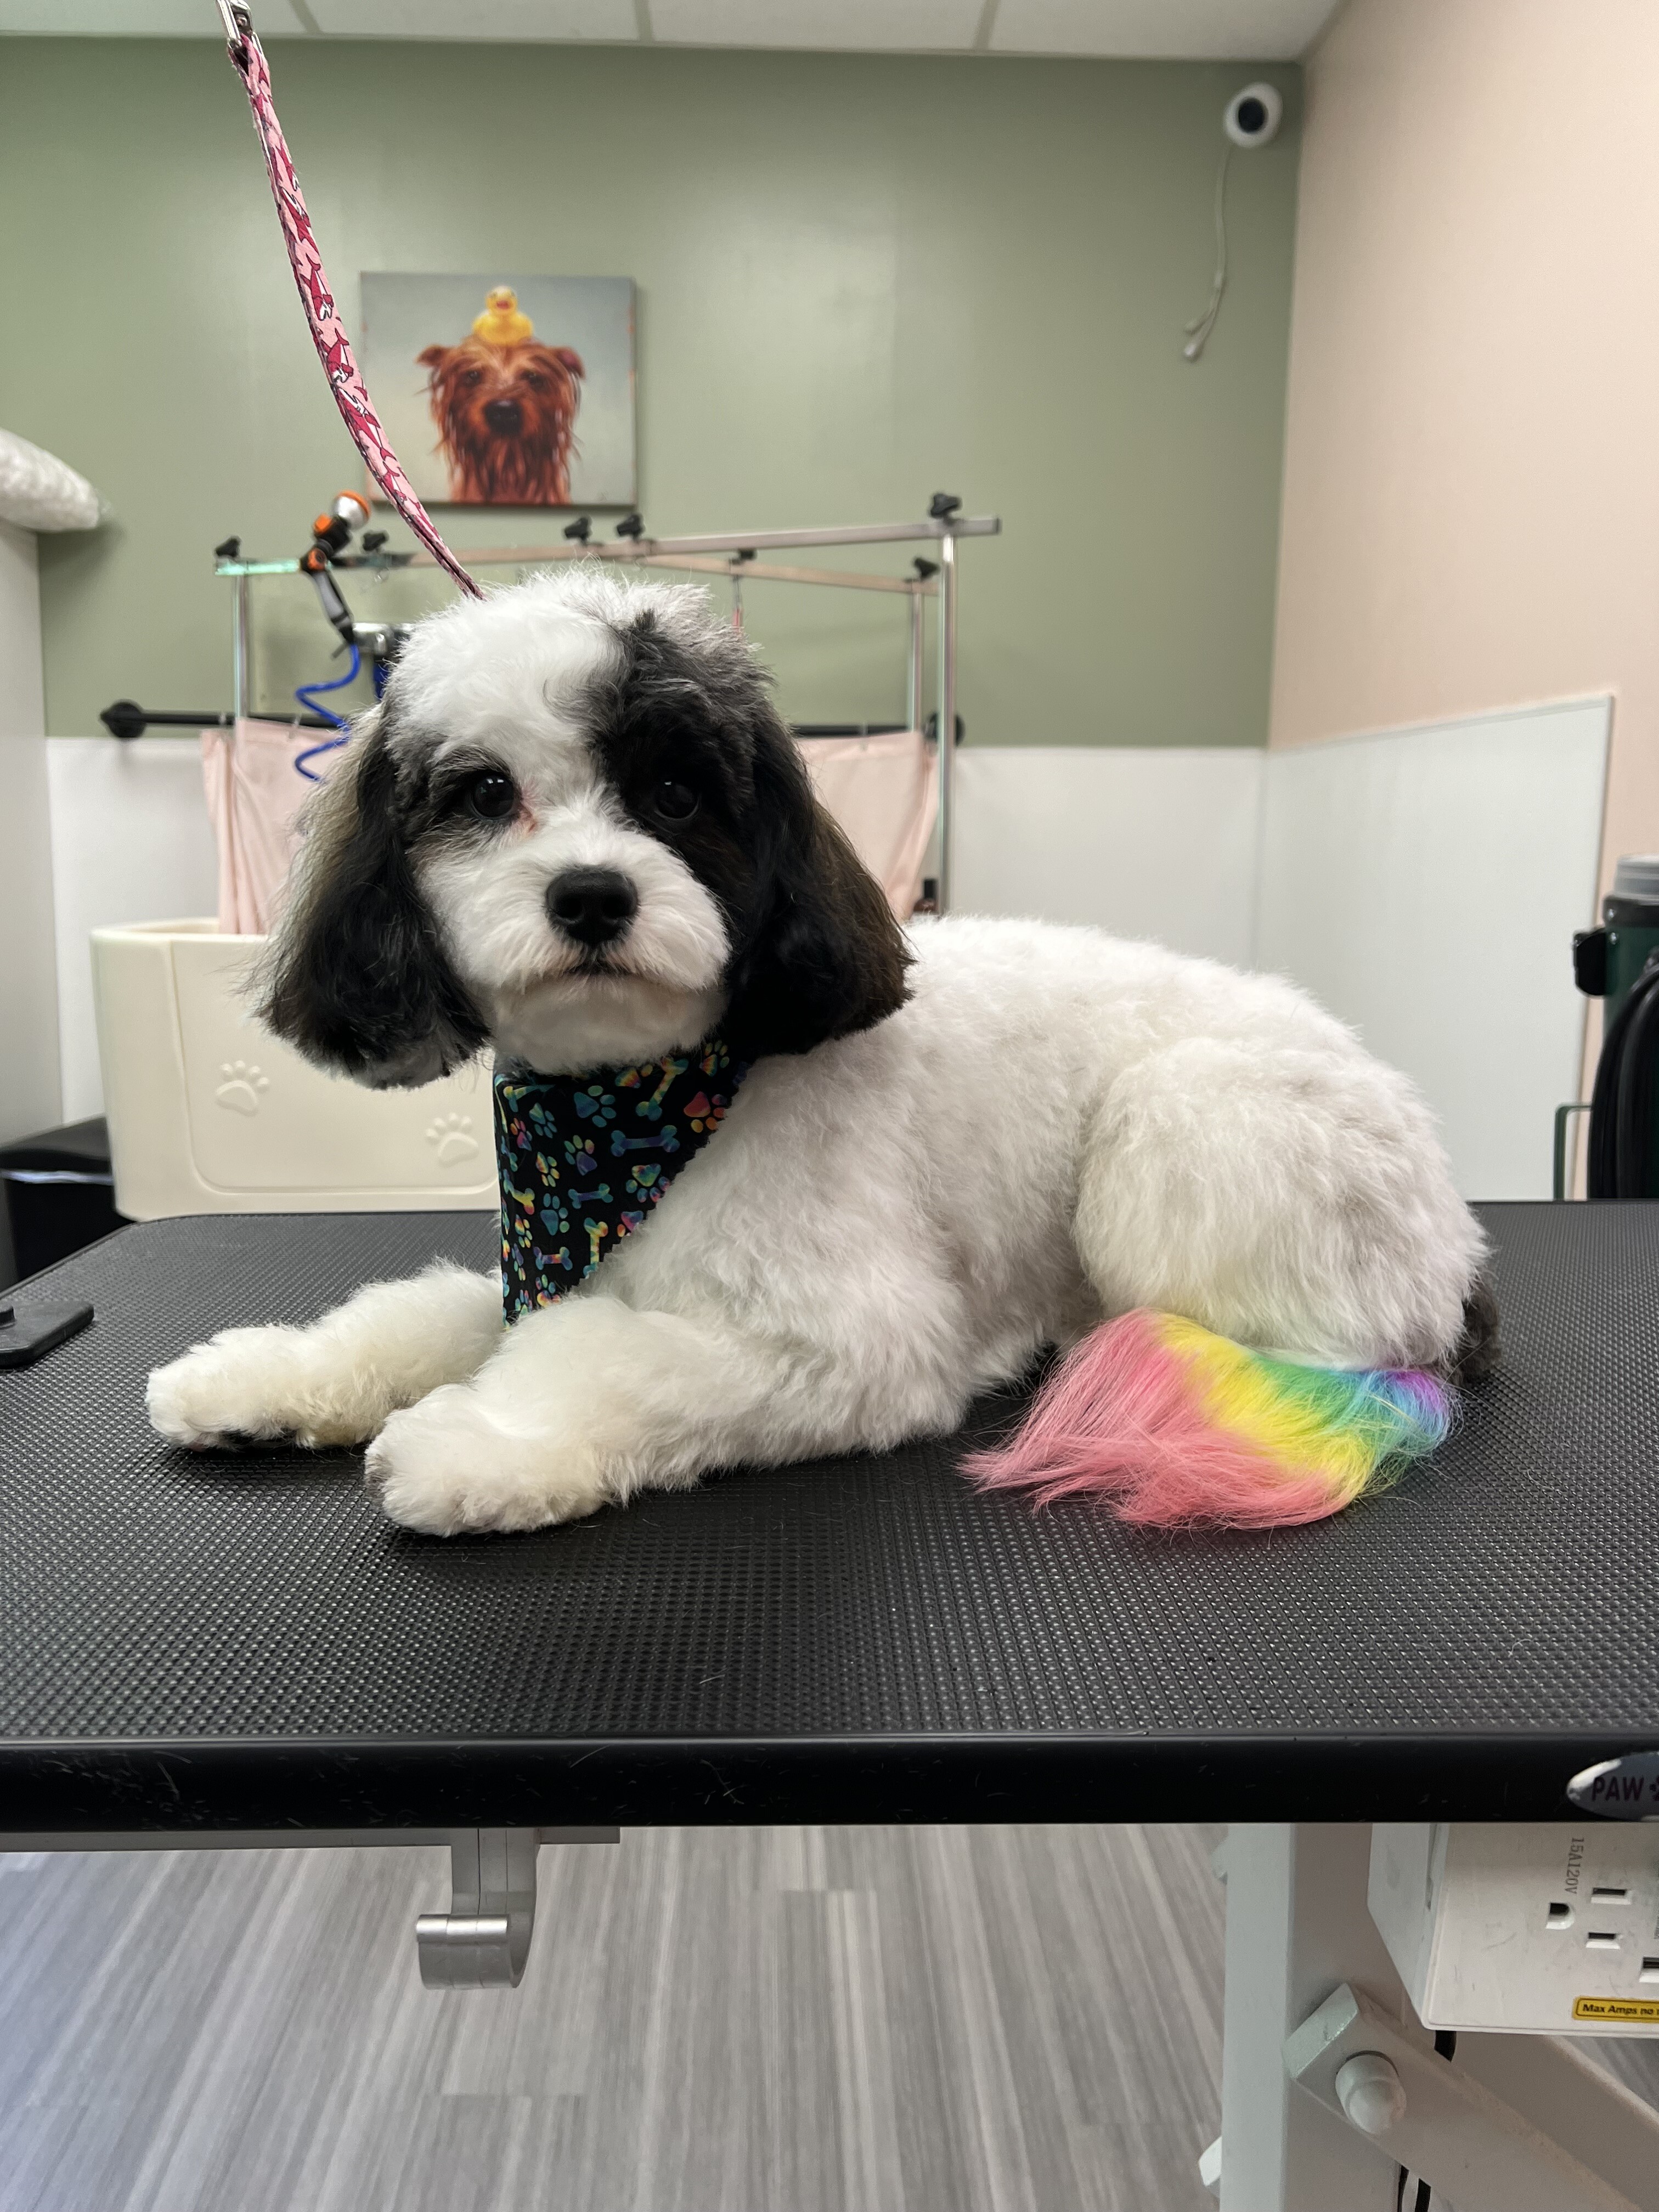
1270, 0, 1659, 889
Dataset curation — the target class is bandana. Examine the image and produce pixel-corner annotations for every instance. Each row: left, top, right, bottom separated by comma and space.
494, 1040, 750, 1322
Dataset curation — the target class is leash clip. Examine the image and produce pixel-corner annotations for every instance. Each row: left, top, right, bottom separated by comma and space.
217, 0, 253, 63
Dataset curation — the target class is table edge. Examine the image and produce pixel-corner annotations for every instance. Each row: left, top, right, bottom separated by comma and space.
0, 1727, 1640, 1831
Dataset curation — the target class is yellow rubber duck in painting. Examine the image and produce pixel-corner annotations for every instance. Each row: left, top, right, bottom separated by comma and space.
472, 286, 535, 348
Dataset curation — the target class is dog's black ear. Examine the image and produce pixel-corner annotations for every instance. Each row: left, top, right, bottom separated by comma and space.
255, 717, 486, 1088
721, 724, 912, 1060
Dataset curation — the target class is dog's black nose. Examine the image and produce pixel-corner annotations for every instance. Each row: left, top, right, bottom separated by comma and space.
483, 398, 522, 433
546, 866, 639, 949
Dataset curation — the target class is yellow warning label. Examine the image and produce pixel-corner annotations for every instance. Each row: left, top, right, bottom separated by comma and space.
1573, 1995, 1659, 2023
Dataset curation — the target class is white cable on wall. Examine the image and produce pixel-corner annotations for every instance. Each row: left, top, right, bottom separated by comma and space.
1181, 81, 1285, 365
0, 429, 105, 533
1183, 145, 1234, 363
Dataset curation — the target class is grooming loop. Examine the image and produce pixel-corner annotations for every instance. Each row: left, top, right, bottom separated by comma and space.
216, 2, 479, 599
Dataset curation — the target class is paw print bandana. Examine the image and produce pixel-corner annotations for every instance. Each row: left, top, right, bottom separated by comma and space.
494, 1040, 749, 1322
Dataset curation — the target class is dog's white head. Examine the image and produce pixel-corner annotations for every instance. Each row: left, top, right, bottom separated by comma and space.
257, 569, 911, 1082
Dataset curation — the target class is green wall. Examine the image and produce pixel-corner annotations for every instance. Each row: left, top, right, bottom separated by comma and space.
0, 38, 1299, 744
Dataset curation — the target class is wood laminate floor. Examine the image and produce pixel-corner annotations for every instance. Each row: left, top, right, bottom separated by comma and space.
7, 1825, 1657, 2212
0, 1824, 1227, 2212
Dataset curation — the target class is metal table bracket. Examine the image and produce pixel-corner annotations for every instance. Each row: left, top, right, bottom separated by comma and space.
415, 1826, 617, 1990
1, 1824, 617, 1995
1284, 1980, 1650, 2212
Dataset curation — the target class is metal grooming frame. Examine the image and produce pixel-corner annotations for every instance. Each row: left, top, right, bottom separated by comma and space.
218, 513, 1000, 911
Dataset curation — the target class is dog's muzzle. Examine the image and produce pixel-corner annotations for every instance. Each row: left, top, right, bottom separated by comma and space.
546, 866, 639, 950
483, 398, 522, 434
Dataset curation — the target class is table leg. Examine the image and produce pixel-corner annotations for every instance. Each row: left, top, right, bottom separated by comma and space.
1214, 1823, 1412, 2211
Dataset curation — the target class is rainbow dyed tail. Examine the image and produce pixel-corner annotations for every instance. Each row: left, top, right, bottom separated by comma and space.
964, 1311, 1453, 1530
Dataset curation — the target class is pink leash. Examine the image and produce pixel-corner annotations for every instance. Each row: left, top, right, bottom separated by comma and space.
216, 2, 481, 600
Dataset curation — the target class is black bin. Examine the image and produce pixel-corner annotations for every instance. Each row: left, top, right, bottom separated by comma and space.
1, 1119, 125, 1289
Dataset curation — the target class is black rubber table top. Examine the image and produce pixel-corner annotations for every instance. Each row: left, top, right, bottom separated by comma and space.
2, 1204, 1656, 1831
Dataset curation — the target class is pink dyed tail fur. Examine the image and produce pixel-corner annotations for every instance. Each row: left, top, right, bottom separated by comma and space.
964, 1309, 1453, 1531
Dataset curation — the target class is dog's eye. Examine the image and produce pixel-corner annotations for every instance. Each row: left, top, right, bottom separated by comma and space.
463, 369, 484, 387
463, 770, 517, 823
651, 778, 699, 823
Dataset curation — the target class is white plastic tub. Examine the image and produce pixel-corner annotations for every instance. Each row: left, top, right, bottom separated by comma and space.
91, 919, 496, 1219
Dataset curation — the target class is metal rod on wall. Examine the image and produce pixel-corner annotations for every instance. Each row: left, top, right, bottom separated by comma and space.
908, 585, 925, 734
233, 572, 251, 722
935, 532, 957, 913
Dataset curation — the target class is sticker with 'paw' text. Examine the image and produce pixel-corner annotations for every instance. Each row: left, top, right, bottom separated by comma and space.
1566, 1753, 1659, 1818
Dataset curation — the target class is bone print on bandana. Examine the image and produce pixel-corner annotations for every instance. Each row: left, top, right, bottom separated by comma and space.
494, 1040, 749, 1323
218, 3, 480, 600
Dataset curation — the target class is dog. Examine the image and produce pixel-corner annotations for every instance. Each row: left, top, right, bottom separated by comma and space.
146, 571, 1494, 1537
417, 336, 584, 505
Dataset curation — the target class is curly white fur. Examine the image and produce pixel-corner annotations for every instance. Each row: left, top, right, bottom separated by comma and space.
149, 916, 1482, 1532
146, 573, 1485, 1535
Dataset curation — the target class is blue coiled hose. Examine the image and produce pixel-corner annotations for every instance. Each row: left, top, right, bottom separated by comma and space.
293, 642, 362, 781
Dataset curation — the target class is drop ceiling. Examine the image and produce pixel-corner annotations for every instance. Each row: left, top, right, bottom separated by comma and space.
0, 0, 1342, 60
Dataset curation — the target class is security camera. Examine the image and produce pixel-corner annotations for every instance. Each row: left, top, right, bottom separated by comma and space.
1224, 81, 1283, 148
1182, 80, 1287, 362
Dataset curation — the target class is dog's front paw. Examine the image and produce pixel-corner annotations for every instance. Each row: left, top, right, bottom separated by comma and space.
365, 1385, 612, 1536
146, 1328, 373, 1452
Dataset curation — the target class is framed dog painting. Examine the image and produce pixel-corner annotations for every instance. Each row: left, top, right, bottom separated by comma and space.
359, 272, 636, 510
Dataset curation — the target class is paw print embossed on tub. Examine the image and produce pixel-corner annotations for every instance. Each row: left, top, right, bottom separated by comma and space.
426, 1111, 481, 1169
93, 919, 502, 1211
216, 1060, 269, 1115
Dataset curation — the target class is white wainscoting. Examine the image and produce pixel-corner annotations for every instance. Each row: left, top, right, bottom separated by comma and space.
947, 707, 1609, 1198
1255, 699, 1610, 1201
41, 707, 1609, 1198
0, 522, 61, 1145
952, 745, 1264, 966
46, 737, 219, 1125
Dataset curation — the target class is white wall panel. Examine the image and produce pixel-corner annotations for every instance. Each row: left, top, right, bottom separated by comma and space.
0, 521, 60, 1144
46, 737, 219, 1125
952, 744, 1263, 966
36, 711, 1607, 1206
1255, 700, 1610, 1200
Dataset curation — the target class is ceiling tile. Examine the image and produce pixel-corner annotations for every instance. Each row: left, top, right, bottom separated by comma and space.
307, 0, 637, 37
0, 0, 309, 29
647, 0, 983, 50
990, 0, 1339, 60
0, 0, 1342, 55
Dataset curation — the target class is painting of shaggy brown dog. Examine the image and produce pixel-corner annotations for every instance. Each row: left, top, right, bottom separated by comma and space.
417, 336, 585, 506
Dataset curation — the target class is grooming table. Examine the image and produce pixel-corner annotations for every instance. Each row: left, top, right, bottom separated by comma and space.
4, 1204, 1659, 2209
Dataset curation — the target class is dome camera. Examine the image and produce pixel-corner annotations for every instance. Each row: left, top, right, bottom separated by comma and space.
1224, 81, 1283, 148
1181, 81, 1287, 360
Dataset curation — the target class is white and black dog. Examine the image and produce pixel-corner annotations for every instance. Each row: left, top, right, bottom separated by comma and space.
147, 571, 1493, 1535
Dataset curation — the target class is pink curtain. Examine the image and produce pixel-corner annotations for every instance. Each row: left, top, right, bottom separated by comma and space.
795, 729, 937, 920
200, 720, 323, 936
201, 721, 938, 939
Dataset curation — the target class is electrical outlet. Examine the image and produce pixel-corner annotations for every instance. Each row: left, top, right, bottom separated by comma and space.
1369, 1824, 1659, 2034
